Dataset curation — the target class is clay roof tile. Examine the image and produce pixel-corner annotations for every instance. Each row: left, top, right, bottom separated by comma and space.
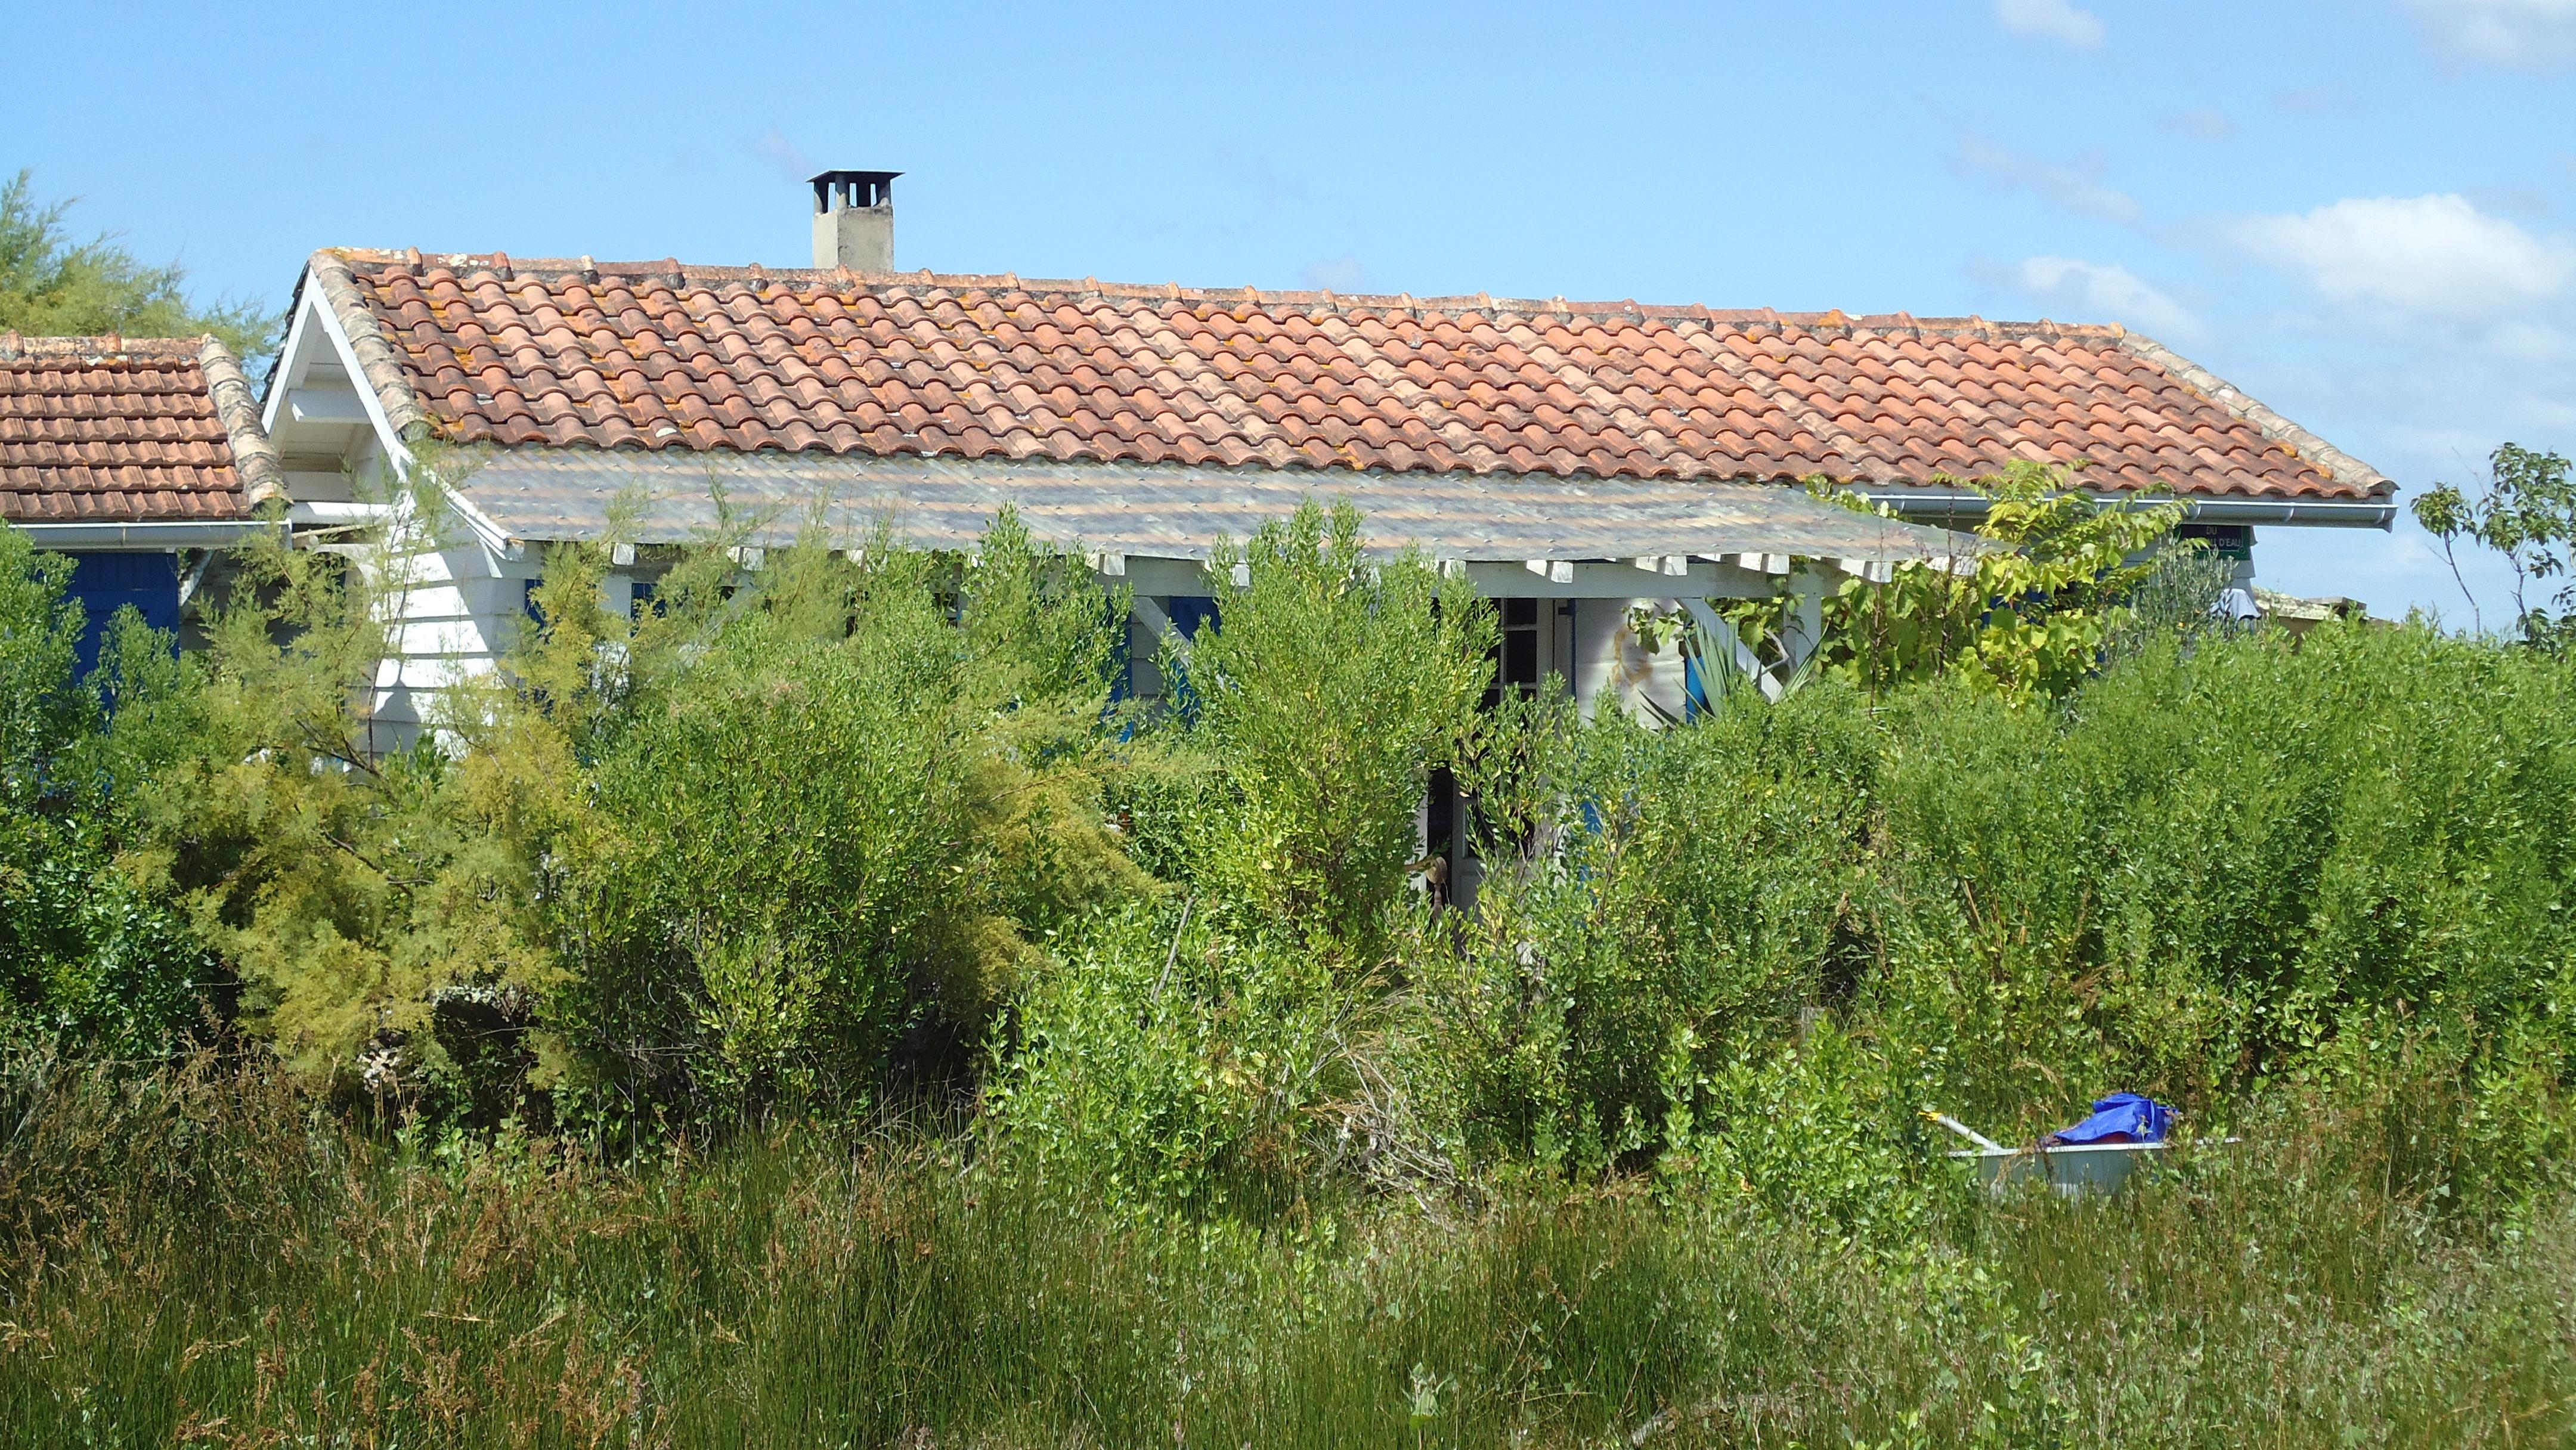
0, 335, 280, 522
301, 250, 2391, 501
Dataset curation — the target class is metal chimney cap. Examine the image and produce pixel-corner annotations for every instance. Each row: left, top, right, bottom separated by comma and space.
810, 170, 901, 212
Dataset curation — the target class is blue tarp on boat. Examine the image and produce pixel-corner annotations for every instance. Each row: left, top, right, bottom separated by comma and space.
2047, 1092, 2173, 1145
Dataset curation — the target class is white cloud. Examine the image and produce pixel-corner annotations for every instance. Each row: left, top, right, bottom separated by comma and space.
2405, 0, 2576, 67
1949, 132, 2139, 224
1993, 0, 2106, 49
2230, 194, 2576, 321
2016, 257, 2204, 340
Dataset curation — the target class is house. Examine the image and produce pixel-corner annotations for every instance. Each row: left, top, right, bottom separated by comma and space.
250, 172, 2394, 743
0, 333, 283, 668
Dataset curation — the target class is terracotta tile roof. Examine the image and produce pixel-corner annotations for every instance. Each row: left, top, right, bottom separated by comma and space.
0, 334, 282, 523
314, 249, 2391, 503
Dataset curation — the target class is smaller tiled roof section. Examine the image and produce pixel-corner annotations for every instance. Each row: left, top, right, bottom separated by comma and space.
318, 249, 2391, 502
0, 333, 283, 522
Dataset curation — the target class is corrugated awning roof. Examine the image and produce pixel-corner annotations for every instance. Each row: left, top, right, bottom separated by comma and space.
450, 445, 1980, 565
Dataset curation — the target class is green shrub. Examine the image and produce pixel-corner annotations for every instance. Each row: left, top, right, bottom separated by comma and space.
86, 529, 556, 1107
1184, 499, 1493, 961
1806, 460, 2190, 700
17, 487, 2576, 1222
1670, 1020, 1946, 1245
24, 503, 1145, 1126
990, 500, 1493, 1203
0, 526, 222, 1054
984, 900, 1357, 1210
516, 519, 1145, 1126
1400, 684, 1884, 1175
1868, 626, 2576, 1127
1390, 618, 2576, 1223
0, 522, 86, 794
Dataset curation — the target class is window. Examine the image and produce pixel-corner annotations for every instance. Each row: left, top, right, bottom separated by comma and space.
1485, 597, 1541, 707
1163, 596, 1220, 639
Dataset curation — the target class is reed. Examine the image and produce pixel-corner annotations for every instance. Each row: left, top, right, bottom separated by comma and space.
3, 1055, 2567, 1448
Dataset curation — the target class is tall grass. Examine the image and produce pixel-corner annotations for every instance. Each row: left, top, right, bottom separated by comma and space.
4, 1055, 2568, 1448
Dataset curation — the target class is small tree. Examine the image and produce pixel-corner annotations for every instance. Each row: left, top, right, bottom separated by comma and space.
0, 169, 277, 365
1810, 461, 2189, 701
95, 525, 561, 1104
2413, 442, 2575, 647
1186, 500, 1495, 962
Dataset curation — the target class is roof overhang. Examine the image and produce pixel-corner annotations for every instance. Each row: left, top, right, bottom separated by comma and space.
1857, 485, 2397, 531
7, 518, 284, 549
445, 447, 1982, 591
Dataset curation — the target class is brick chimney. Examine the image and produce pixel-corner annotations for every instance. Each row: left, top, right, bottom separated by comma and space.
810, 170, 899, 272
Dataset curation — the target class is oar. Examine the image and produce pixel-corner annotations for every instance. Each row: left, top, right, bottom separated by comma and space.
1920, 1107, 2005, 1153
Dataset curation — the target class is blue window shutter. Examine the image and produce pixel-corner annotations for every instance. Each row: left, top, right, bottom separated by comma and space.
64, 552, 180, 674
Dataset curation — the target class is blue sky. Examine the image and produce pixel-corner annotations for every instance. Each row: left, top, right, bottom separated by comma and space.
9, 0, 2572, 618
